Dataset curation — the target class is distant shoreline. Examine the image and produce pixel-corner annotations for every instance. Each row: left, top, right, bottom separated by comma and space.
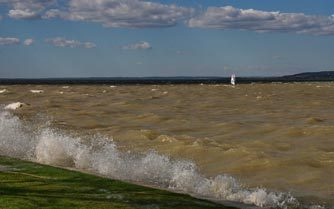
0, 77, 333, 85
0, 71, 333, 85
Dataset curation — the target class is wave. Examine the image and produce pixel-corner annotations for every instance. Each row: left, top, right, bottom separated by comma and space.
4, 102, 26, 110
30, 90, 44, 94
0, 89, 7, 94
0, 110, 305, 209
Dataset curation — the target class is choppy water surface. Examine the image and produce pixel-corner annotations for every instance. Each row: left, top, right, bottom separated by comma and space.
0, 83, 333, 208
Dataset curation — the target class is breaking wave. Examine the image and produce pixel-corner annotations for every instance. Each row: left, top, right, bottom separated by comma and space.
0, 110, 303, 208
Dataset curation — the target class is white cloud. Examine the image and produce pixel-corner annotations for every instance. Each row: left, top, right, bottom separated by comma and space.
1, 0, 56, 19
82, 42, 96, 49
272, 55, 282, 60
23, 38, 34, 46
46, 37, 96, 48
44, 0, 193, 28
0, 37, 20, 45
188, 6, 334, 36
42, 9, 63, 19
9, 9, 39, 19
122, 41, 152, 50
3, 1, 334, 36
176, 50, 188, 55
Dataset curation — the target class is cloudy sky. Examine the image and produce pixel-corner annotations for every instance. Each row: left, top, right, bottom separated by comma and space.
1, 0, 334, 78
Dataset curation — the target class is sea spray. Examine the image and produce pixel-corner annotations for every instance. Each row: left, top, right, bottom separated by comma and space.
0, 110, 300, 208
0, 111, 35, 158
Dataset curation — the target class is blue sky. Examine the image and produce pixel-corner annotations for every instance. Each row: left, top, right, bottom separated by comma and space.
1, 0, 334, 78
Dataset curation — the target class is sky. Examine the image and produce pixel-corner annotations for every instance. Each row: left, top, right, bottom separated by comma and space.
1, 0, 334, 78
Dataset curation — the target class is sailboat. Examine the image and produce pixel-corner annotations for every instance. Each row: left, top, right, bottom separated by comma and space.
230, 74, 236, 85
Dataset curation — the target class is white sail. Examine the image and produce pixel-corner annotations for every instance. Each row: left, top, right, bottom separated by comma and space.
231, 74, 236, 85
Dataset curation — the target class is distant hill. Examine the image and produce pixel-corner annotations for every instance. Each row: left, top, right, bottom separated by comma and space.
282, 71, 334, 80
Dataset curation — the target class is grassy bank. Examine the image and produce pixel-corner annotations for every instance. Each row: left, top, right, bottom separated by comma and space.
0, 156, 236, 209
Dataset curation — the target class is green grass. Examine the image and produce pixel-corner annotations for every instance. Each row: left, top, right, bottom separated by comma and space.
0, 156, 237, 209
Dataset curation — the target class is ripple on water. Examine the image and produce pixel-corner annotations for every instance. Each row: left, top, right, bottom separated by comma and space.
1, 83, 334, 207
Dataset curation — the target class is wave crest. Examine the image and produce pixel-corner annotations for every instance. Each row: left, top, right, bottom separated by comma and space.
0, 110, 301, 208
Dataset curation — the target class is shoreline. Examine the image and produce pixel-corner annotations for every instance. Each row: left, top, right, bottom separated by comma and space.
0, 155, 238, 209
0, 77, 334, 85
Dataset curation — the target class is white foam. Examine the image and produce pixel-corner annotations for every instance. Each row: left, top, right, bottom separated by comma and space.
0, 111, 35, 158
110, 85, 117, 88
0, 110, 304, 208
4, 102, 25, 110
30, 90, 44, 93
0, 89, 7, 94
